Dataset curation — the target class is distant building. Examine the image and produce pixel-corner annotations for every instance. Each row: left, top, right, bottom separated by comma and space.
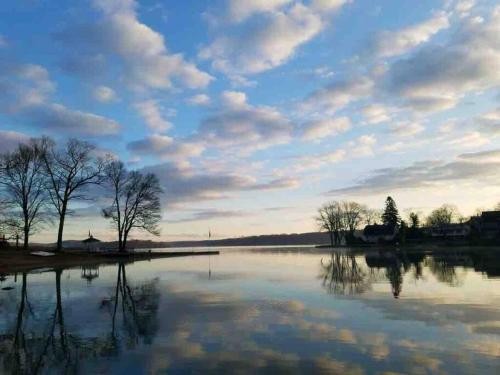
428, 223, 470, 239
361, 224, 398, 244
473, 211, 500, 241
82, 231, 101, 252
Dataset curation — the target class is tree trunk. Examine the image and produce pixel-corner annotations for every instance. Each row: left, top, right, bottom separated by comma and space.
23, 225, 29, 250
329, 232, 334, 247
56, 202, 67, 252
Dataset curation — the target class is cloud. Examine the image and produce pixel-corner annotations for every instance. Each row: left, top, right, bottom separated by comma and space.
476, 108, 500, 136
0, 63, 54, 113
349, 134, 377, 157
0, 130, 30, 152
361, 104, 392, 124
127, 135, 205, 162
368, 12, 449, 58
25, 103, 121, 136
142, 162, 298, 207
134, 100, 172, 132
92, 85, 117, 102
226, 0, 293, 23
384, 10, 500, 111
187, 94, 211, 106
200, 1, 348, 80
446, 131, 490, 148
165, 208, 252, 223
293, 149, 346, 172
196, 91, 293, 154
390, 122, 425, 137
303, 76, 373, 113
301, 116, 351, 141
330, 149, 500, 195
57, 0, 213, 91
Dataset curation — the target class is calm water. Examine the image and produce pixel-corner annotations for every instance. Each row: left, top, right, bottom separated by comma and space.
1, 247, 500, 374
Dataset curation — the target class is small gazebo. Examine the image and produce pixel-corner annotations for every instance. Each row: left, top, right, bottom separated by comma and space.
82, 231, 101, 252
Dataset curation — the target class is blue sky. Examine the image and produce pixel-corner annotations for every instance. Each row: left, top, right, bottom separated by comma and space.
0, 0, 499, 242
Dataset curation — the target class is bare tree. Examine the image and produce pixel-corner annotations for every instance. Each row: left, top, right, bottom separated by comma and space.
363, 208, 381, 225
40, 138, 104, 252
341, 201, 366, 239
316, 201, 345, 246
426, 204, 460, 228
102, 161, 162, 252
0, 139, 51, 249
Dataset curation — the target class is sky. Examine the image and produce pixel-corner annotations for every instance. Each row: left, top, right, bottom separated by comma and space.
0, 0, 499, 243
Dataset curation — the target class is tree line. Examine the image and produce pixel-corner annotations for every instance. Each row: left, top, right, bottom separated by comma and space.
0, 137, 162, 252
317, 196, 500, 246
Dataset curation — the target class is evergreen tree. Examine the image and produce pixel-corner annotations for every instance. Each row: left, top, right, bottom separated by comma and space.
382, 196, 400, 227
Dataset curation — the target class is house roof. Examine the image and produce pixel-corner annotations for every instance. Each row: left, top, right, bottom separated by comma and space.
82, 235, 101, 243
364, 224, 395, 236
481, 211, 500, 222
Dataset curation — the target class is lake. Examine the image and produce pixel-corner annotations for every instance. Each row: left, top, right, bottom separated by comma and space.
1, 246, 500, 374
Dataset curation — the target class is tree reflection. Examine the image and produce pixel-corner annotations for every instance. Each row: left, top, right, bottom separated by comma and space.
319, 253, 371, 295
102, 263, 160, 354
1, 263, 160, 374
425, 256, 464, 286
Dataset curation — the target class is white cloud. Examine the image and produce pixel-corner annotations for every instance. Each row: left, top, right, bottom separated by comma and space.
369, 12, 449, 58
331, 149, 500, 195
348, 134, 377, 157
227, 0, 293, 22
142, 162, 298, 207
92, 85, 117, 102
361, 104, 391, 124
476, 108, 500, 136
390, 122, 425, 137
196, 92, 293, 153
58, 0, 213, 91
446, 131, 490, 148
26, 103, 121, 136
303, 76, 373, 113
187, 94, 211, 106
134, 100, 172, 132
454, 0, 476, 18
293, 149, 346, 172
0, 63, 54, 113
0, 130, 30, 152
385, 10, 500, 112
128, 135, 205, 162
220, 90, 248, 108
200, 1, 348, 80
301, 116, 351, 141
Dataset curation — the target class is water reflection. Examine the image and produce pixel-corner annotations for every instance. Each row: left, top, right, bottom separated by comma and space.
0, 249, 499, 374
1, 264, 160, 374
319, 250, 500, 299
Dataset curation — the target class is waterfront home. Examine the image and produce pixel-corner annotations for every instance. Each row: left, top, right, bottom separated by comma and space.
362, 224, 398, 244
473, 211, 500, 240
428, 223, 471, 239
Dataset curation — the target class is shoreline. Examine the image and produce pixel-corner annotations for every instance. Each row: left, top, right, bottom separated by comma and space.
0, 249, 219, 275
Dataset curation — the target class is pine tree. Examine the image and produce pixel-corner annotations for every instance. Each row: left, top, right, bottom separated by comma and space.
382, 196, 400, 227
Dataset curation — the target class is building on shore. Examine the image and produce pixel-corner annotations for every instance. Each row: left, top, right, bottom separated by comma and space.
427, 223, 471, 239
82, 231, 101, 252
361, 224, 398, 244
471, 211, 500, 241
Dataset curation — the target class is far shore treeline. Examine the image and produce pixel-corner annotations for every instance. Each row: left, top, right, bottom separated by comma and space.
0, 137, 162, 252
316, 197, 500, 247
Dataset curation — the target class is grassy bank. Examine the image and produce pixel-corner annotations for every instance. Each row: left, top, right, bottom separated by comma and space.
0, 249, 219, 274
